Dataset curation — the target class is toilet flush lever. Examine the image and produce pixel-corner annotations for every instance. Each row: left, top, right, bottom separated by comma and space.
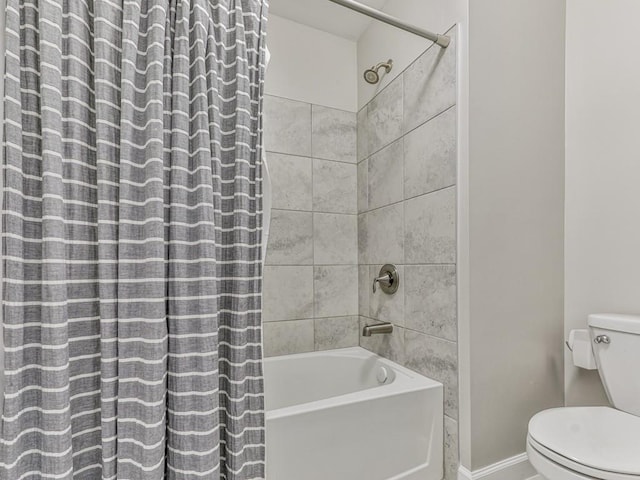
594, 335, 611, 344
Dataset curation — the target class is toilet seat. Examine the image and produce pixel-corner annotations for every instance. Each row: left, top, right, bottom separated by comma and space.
528, 436, 639, 480
527, 407, 640, 480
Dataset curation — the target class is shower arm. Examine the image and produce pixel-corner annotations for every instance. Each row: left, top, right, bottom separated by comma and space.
327, 0, 450, 48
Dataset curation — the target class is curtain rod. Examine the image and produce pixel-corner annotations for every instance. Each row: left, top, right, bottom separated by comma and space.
327, 0, 450, 48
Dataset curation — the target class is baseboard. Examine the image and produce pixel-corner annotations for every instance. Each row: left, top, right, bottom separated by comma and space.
458, 453, 537, 480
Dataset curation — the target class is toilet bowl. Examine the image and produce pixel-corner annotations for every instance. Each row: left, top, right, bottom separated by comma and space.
527, 314, 640, 480
527, 407, 640, 480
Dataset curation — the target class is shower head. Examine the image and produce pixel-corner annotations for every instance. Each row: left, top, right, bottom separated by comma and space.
363, 59, 393, 84
364, 68, 380, 84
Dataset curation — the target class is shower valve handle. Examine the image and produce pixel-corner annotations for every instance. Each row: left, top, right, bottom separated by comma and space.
372, 264, 399, 295
372, 273, 392, 293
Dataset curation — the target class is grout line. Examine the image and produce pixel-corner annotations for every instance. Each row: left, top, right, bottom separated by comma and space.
266, 150, 357, 166
265, 93, 357, 115
271, 207, 357, 216
266, 314, 359, 324
265, 150, 358, 165
310, 106, 315, 160
361, 263, 456, 267
401, 325, 458, 345
311, 156, 358, 167
361, 184, 456, 216
264, 264, 359, 267
401, 82, 408, 335
400, 79, 406, 272
357, 103, 457, 165
356, 158, 362, 327
444, 414, 457, 424
310, 120, 316, 327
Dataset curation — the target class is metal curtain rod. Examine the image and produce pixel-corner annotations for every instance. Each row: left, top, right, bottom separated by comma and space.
327, 0, 450, 48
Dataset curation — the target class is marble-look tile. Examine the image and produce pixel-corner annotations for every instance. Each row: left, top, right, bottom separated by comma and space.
263, 320, 314, 357
359, 317, 405, 364
313, 213, 357, 265
265, 210, 313, 265
357, 107, 368, 162
263, 266, 313, 322
358, 266, 370, 317
404, 329, 458, 418
367, 139, 404, 210
359, 203, 404, 265
314, 266, 358, 318
312, 159, 357, 214
267, 153, 312, 211
403, 31, 456, 134
314, 316, 359, 350
369, 264, 404, 326
405, 265, 457, 341
358, 77, 403, 160
312, 105, 357, 163
444, 416, 459, 480
264, 95, 311, 156
404, 107, 456, 199
404, 187, 456, 264
358, 213, 367, 264
357, 160, 368, 213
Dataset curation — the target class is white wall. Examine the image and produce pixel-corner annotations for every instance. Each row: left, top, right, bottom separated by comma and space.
462, 0, 566, 471
266, 14, 357, 111
565, 0, 640, 406
357, 0, 466, 109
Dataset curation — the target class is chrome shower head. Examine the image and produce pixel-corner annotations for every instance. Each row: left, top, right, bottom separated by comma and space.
363, 59, 393, 84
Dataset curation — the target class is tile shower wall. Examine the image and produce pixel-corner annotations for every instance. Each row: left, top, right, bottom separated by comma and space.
357, 29, 459, 480
262, 95, 359, 357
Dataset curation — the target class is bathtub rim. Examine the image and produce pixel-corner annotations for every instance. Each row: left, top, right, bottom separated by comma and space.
264, 346, 443, 421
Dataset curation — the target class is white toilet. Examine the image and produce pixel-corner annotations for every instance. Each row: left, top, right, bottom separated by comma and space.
527, 313, 640, 480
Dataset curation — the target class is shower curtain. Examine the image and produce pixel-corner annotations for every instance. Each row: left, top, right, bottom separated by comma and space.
0, 0, 268, 478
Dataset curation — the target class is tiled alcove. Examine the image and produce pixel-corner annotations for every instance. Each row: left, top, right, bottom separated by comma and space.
262, 26, 459, 480
357, 27, 459, 480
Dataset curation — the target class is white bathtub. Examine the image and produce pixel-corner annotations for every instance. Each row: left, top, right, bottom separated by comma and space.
264, 347, 444, 480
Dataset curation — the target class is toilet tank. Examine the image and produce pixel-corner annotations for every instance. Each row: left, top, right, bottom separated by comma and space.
588, 314, 640, 417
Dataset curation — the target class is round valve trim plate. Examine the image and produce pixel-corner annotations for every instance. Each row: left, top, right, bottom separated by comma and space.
375, 264, 399, 295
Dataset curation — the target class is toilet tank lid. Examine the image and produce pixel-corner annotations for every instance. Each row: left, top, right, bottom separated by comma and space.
588, 313, 640, 334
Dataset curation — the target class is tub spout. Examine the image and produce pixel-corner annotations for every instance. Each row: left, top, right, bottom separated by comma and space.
362, 322, 393, 337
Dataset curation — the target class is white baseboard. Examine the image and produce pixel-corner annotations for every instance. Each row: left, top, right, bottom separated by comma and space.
458, 453, 537, 480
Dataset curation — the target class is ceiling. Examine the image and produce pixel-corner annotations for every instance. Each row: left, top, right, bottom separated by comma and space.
269, 0, 388, 41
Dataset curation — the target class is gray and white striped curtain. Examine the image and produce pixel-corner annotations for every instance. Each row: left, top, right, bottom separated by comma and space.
0, 0, 268, 477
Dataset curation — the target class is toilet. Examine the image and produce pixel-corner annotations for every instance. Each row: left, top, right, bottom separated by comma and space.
527, 314, 640, 480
